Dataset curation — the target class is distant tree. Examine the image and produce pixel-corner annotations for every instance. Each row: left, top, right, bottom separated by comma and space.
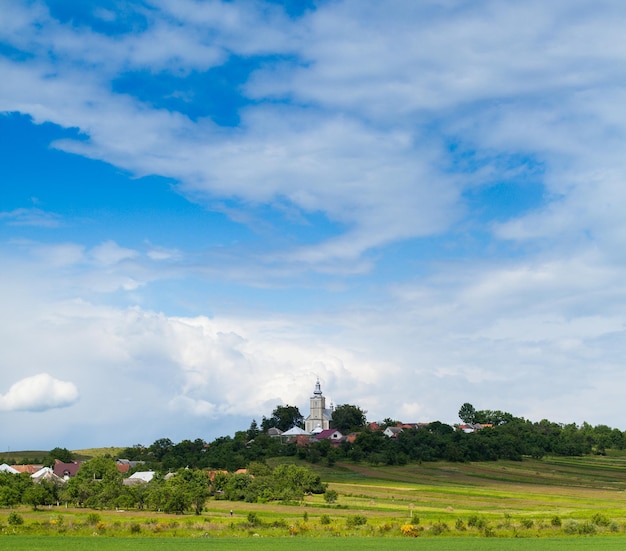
474, 409, 514, 425
43, 447, 74, 467
458, 403, 476, 424
331, 404, 367, 432
381, 418, 401, 429
247, 419, 260, 440
261, 405, 304, 432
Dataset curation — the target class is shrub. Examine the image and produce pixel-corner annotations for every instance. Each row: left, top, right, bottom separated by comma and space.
346, 514, 367, 528
130, 522, 141, 534
563, 521, 578, 535
324, 489, 338, 504
8, 511, 24, 526
591, 513, 610, 527
86, 513, 101, 526
401, 524, 421, 537
247, 512, 260, 527
430, 521, 449, 535
320, 514, 331, 525
455, 518, 466, 531
467, 515, 486, 529
520, 518, 534, 529
551, 515, 562, 527
577, 521, 597, 535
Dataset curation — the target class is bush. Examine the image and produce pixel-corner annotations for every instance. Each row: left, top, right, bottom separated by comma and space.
520, 518, 534, 529
247, 512, 260, 527
346, 514, 367, 528
400, 524, 421, 537
320, 514, 331, 525
130, 522, 141, 534
430, 521, 449, 535
577, 521, 597, 535
467, 515, 486, 529
324, 489, 338, 504
551, 515, 562, 527
87, 513, 101, 526
8, 511, 24, 526
563, 521, 578, 535
591, 513, 610, 527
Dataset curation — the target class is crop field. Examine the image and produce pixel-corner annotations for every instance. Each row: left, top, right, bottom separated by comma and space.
3, 454, 626, 544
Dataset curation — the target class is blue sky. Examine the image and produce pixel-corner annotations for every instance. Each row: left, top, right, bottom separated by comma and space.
2, 0, 626, 450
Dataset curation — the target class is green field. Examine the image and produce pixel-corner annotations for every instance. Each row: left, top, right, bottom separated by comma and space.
3, 455, 626, 542
2, 536, 626, 550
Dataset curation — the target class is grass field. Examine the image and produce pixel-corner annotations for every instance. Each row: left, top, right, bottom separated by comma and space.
2, 536, 626, 550
3, 454, 626, 541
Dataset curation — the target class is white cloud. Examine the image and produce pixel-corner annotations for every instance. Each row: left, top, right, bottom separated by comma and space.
0, 208, 62, 227
0, 373, 79, 412
90, 240, 138, 265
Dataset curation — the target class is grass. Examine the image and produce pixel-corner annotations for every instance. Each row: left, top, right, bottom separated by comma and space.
3, 537, 626, 550
3, 454, 626, 541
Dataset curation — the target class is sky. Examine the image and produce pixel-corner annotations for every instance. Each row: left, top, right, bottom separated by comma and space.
2, 0, 626, 451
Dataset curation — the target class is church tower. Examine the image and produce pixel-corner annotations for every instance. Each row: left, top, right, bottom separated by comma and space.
305, 379, 332, 432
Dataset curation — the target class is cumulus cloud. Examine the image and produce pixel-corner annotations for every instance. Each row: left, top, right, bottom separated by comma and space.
0, 373, 79, 412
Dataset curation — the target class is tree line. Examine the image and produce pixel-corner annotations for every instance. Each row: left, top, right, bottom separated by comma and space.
0, 457, 325, 514
117, 403, 626, 470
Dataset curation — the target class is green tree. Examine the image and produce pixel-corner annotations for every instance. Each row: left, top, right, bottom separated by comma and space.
65, 457, 121, 508
458, 403, 476, 424
261, 405, 304, 432
331, 404, 367, 432
43, 447, 74, 467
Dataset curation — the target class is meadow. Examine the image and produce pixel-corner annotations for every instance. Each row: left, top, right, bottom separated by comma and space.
3, 454, 626, 545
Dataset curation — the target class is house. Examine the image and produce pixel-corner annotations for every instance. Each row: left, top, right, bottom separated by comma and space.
53, 460, 82, 479
31, 467, 64, 485
383, 426, 403, 438
304, 379, 333, 433
457, 423, 492, 433
116, 459, 145, 474
266, 427, 283, 437
314, 429, 344, 443
123, 471, 155, 486
11, 464, 43, 475
0, 463, 19, 474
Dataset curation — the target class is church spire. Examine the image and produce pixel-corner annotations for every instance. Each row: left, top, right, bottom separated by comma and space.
313, 378, 322, 396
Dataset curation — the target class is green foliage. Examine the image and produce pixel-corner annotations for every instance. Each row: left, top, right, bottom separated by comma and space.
43, 447, 74, 467
8, 511, 24, 525
261, 405, 304, 432
324, 489, 338, 503
247, 512, 261, 526
331, 404, 367, 432
591, 513, 610, 527
458, 403, 476, 424
346, 514, 367, 528
320, 514, 331, 525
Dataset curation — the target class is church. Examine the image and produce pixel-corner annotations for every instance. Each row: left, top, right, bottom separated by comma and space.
304, 379, 334, 433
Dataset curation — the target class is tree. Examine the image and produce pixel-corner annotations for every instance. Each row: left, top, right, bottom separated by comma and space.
458, 403, 476, 424
43, 447, 74, 467
261, 405, 304, 432
331, 404, 367, 432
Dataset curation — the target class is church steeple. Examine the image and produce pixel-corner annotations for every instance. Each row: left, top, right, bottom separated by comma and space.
305, 378, 332, 432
